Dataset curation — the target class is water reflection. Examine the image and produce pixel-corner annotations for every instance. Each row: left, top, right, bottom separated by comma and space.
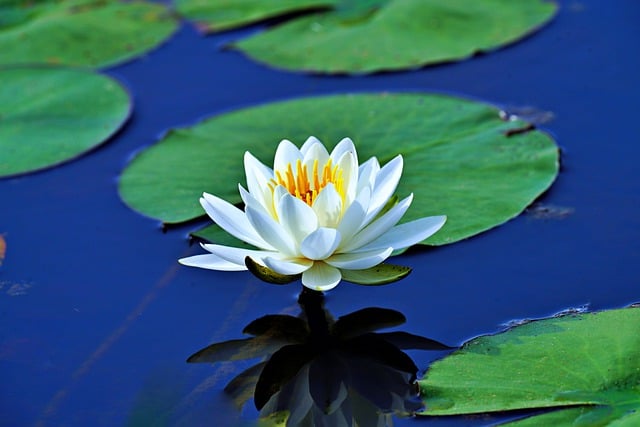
188, 289, 453, 426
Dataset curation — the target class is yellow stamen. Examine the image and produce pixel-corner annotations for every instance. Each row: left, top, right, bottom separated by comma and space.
270, 158, 345, 206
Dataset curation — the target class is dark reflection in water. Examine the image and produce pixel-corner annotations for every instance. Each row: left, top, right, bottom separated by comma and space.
188, 288, 453, 426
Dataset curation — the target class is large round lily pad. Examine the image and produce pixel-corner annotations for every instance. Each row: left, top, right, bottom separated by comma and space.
418, 307, 640, 426
0, 67, 131, 178
0, 0, 177, 68
118, 93, 558, 246
177, 0, 557, 74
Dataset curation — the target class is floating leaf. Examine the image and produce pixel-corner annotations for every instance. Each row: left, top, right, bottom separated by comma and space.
175, 0, 336, 33
0, 67, 130, 178
178, 0, 556, 74
119, 93, 559, 245
0, 0, 177, 68
418, 307, 640, 426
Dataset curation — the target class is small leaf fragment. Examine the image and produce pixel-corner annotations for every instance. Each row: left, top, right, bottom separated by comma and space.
340, 263, 411, 285
0, 234, 5, 266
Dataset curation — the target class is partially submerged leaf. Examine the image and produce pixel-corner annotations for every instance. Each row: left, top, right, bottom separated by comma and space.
0, 0, 177, 68
119, 93, 559, 245
0, 67, 130, 178
418, 307, 640, 426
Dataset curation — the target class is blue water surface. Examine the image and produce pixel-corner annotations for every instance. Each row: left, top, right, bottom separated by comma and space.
1, 1, 639, 426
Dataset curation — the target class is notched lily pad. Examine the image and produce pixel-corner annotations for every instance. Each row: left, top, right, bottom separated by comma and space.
178, 0, 557, 73
0, 67, 131, 178
418, 307, 640, 426
0, 0, 177, 68
119, 93, 559, 246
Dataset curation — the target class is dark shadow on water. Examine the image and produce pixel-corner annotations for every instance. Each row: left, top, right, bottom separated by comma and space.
187, 288, 455, 426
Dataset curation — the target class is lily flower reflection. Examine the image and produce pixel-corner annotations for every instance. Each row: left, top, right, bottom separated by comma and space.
179, 137, 446, 291
188, 289, 454, 426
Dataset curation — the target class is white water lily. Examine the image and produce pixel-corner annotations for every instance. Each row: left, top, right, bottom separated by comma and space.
179, 137, 446, 291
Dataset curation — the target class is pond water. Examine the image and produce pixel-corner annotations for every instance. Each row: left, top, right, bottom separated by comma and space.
1, 1, 639, 426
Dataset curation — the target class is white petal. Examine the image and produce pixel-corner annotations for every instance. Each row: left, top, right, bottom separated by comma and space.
201, 243, 283, 266
200, 193, 273, 250
243, 151, 274, 209
326, 247, 393, 270
263, 257, 313, 275
276, 193, 318, 244
301, 262, 342, 291
246, 206, 300, 256
335, 151, 358, 207
311, 183, 342, 228
357, 157, 379, 194
300, 136, 322, 155
238, 184, 265, 214
330, 137, 357, 165
245, 205, 297, 256
239, 184, 279, 222
274, 139, 302, 173
336, 191, 368, 243
302, 140, 329, 172
356, 215, 447, 252
272, 184, 288, 202
340, 194, 413, 252
178, 254, 247, 271
300, 227, 341, 260
364, 155, 403, 224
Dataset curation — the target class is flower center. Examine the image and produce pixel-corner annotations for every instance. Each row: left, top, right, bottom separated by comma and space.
271, 159, 344, 206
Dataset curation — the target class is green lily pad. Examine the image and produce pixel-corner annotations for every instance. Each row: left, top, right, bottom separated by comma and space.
0, 0, 177, 68
175, 0, 337, 33
0, 67, 130, 178
177, 0, 557, 74
418, 307, 640, 426
119, 93, 558, 246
